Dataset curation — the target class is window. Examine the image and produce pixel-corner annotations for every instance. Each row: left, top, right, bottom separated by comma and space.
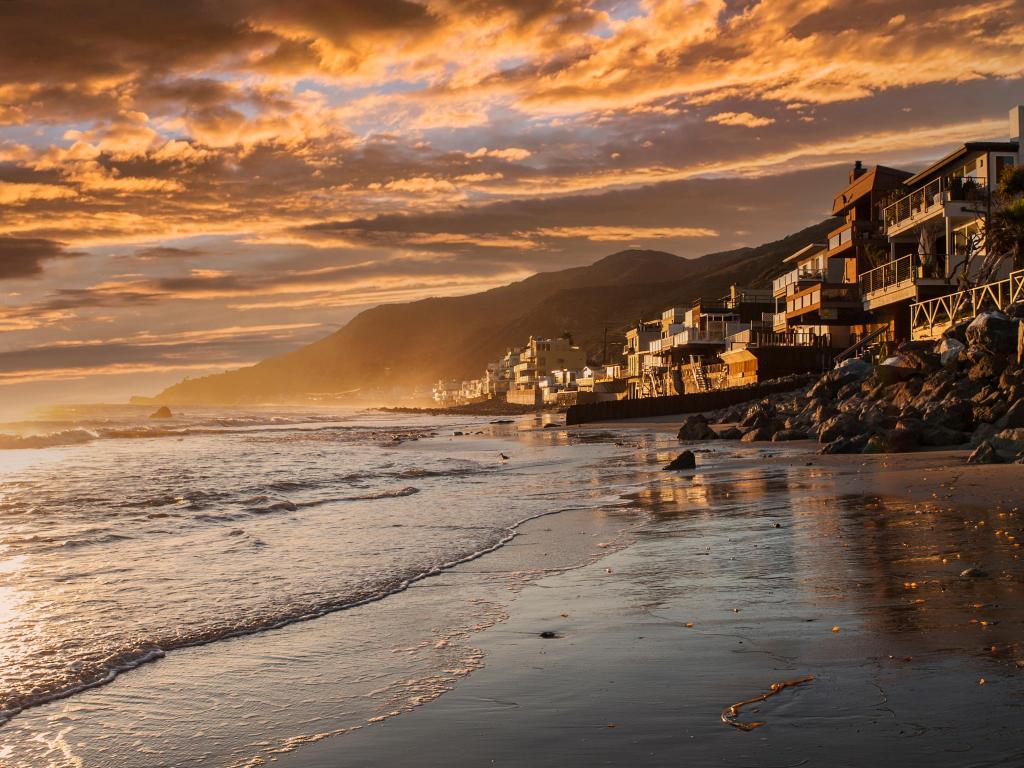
995, 155, 1016, 184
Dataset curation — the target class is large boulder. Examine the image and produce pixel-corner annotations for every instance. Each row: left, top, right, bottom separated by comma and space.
887, 427, 920, 453
967, 440, 1003, 465
967, 353, 1006, 382
771, 429, 808, 442
923, 397, 974, 433
150, 406, 173, 419
741, 427, 771, 442
818, 413, 860, 444
875, 355, 919, 385
1002, 399, 1024, 429
937, 337, 965, 368
677, 414, 717, 441
919, 423, 971, 447
966, 311, 1020, 356
664, 450, 696, 470
719, 426, 743, 440
820, 433, 871, 454
992, 428, 1024, 455
835, 357, 871, 379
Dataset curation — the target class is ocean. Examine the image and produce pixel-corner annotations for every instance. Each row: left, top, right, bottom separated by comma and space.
0, 405, 655, 766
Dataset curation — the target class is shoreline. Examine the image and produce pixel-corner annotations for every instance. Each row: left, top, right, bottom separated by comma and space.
275, 434, 1024, 768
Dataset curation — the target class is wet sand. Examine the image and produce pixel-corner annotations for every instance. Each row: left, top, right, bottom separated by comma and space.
276, 437, 1024, 768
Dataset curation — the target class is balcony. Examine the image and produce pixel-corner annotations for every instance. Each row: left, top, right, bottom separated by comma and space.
772, 266, 826, 297
859, 255, 951, 309
727, 329, 832, 350
883, 176, 988, 235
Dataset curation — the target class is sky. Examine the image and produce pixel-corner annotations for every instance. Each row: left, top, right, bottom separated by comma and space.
1, 0, 1023, 412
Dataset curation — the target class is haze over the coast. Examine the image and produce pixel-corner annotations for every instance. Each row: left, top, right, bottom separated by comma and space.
2, 0, 1023, 412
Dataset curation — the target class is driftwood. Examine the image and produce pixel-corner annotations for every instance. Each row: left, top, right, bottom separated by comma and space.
721, 675, 815, 731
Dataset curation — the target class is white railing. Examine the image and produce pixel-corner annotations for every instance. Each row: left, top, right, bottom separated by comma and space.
772, 266, 826, 295
910, 269, 1024, 339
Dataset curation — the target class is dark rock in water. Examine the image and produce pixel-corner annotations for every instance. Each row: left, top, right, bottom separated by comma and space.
719, 426, 743, 440
959, 566, 988, 578
491, 419, 514, 424
771, 429, 807, 442
544, 423, 563, 429
664, 450, 696, 470
741, 427, 770, 443
539, 630, 560, 639
453, 431, 464, 436
677, 413, 717, 441
149, 406, 173, 419
966, 311, 1019, 356
967, 440, 1003, 465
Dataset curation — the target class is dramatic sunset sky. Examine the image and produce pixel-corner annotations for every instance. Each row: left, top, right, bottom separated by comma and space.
1, 0, 1023, 411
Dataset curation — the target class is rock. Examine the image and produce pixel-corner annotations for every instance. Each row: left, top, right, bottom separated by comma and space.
741, 427, 771, 442
992, 427, 1024, 454
716, 407, 744, 424
818, 413, 860, 444
959, 566, 989, 578
919, 424, 971, 447
836, 357, 871, 378
875, 355, 919, 385
820, 433, 870, 454
836, 381, 862, 401
887, 427, 919, 453
149, 406, 173, 419
967, 440, 1003, 465
973, 401, 1008, 425
924, 397, 974, 433
1003, 399, 1024, 429
966, 311, 1020, 356
771, 429, 808, 442
719, 426, 743, 440
967, 353, 1005, 382
664, 450, 696, 470
861, 434, 888, 453
677, 414, 717, 441
937, 337, 965, 367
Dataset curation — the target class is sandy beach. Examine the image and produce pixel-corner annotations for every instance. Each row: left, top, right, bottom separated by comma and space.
271, 423, 1024, 768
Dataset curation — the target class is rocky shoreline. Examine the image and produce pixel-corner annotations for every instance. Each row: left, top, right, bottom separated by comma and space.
678, 308, 1024, 464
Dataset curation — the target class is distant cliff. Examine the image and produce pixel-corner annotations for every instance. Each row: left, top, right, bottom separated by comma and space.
145, 219, 839, 404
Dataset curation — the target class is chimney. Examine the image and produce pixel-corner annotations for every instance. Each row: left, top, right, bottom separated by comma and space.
1012, 104, 1023, 143
849, 160, 866, 183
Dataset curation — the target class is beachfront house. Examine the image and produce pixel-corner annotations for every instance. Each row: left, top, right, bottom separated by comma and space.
864, 106, 1023, 341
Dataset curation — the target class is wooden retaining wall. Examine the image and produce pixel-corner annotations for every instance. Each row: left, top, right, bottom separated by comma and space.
564, 376, 813, 425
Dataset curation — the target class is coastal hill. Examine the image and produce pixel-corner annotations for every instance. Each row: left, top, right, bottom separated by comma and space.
146, 218, 839, 404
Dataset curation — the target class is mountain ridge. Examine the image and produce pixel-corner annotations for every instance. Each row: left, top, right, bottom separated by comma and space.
146, 219, 839, 404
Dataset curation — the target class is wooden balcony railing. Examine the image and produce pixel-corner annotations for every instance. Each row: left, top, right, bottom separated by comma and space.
910, 269, 1024, 339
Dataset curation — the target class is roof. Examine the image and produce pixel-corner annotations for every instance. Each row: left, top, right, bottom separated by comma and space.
831, 165, 912, 215
904, 141, 1020, 187
783, 243, 827, 264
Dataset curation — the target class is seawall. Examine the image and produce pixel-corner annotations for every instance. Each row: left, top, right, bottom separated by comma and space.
564, 376, 812, 425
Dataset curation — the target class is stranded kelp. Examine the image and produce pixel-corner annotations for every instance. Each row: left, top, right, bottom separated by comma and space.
721, 675, 815, 731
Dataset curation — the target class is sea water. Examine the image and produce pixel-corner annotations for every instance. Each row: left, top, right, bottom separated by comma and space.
0, 405, 650, 766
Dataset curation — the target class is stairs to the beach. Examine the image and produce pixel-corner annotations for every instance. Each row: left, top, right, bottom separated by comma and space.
690, 355, 709, 392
